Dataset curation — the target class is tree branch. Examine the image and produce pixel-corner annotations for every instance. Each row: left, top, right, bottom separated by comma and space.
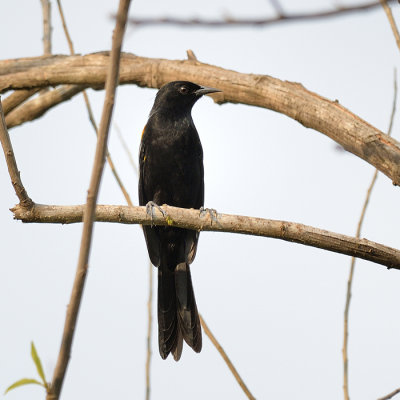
378, 387, 400, 400
10, 203, 400, 270
46, 1, 131, 399
40, 0, 52, 55
2, 89, 40, 115
200, 315, 256, 400
1, 52, 399, 185
5, 85, 85, 128
125, 0, 395, 28
380, 0, 400, 51
0, 101, 33, 207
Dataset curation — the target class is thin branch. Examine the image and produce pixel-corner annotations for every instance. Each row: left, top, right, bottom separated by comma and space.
0, 101, 33, 208
342, 71, 397, 400
125, 0, 395, 28
114, 122, 138, 176
2, 89, 40, 115
56, 0, 134, 207
1, 53, 400, 186
40, 0, 52, 55
56, 0, 75, 54
378, 387, 400, 400
380, 0, 400, 51
145, 260, 153, 400
200, 315, 256, 400
5, 85, 85, 129
269, 0, 285, 16
10, 203, 400, 270
46, 1, 131, 399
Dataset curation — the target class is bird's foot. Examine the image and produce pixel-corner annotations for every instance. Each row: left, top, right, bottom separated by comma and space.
199, 207, 219, 224
146, 201, 167, 225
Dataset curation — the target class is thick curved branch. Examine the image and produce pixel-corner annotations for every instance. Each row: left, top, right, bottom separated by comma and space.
5, 85, 85, 128
3, 89, 40, 115
1, 52, 399, 185
11, 203, 400, 270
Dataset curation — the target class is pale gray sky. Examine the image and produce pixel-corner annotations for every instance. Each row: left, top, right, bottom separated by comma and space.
1, 1, 400, 399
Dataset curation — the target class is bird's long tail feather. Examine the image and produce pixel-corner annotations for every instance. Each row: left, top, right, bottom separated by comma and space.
158, 263, 202, 361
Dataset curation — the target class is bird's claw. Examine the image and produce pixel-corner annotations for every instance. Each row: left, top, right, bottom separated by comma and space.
146, 201, 167, 225
199, 207, 219, 224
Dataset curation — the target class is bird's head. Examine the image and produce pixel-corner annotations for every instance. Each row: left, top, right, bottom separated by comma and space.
150, 81, 221, 117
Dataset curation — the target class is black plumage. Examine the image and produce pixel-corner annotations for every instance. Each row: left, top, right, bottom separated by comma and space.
138, 81, 220, 360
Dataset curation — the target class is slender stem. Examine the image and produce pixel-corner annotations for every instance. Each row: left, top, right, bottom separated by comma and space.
378, 387, 400, 400
0, 102, 33, 207
46, 1, 131, 399
125, 1, 395, 28
200, 315, 256, 400
342, 71, 397, 400
40, 0, 52, 55
380, 0, 400, 51
145, 261, 153, 400
56, 0, 133, 207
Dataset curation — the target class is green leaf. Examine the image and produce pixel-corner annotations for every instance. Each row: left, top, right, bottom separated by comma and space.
4, 378, 44, 394
30, 341, 47, 387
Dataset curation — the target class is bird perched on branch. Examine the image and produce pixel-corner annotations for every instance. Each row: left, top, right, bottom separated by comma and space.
139, 81, 220, 360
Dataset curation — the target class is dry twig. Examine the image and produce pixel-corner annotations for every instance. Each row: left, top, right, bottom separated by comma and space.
1, 53, 400, 185
200, 315, 256, 400
342, 72, 397, 400
0, 102, 33, 207
125, 0, 394, 28
55, 0, 134, 207
46, 1, 132, 399
40, 0, 52, 55
378, 387, 400, 400
10, 202, 400, 270
380, 0, 400, 51
145, 260, 153, 400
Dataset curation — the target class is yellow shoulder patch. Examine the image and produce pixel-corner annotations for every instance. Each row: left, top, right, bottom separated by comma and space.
141, 125, 146, 138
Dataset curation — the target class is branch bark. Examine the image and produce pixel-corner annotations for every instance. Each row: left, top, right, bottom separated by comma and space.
11, 203, 400, 270
0, 102, 33, 207
5, 85, 85, 128
1, 52, 399, 185
46, 1, 131, 399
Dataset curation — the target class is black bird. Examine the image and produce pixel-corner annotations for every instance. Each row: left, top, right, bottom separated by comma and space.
139, 81, 220, 360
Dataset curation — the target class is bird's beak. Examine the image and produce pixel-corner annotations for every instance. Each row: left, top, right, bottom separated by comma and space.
195, 86, 221, 96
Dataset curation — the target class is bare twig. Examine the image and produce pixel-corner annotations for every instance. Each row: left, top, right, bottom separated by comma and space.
342, 72, 397, 400
56, 0, 134, 207
46, 1, 131, 399
56, 0, 75, 54
378, 387, 400, 400
0, 101, 33, 208
200, 315, 256, 400
145, 260, 153, 400
269, 0, 285, 16
10, 202, 400, 270
125, 0, 394, 28
1, 53, 400, 186
40, 0, 52, 55
380, 0, 400, 51
5, 85, 85, 128
114, 122, 138, 176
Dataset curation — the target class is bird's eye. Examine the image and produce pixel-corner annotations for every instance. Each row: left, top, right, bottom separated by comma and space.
179, 85, 189, 95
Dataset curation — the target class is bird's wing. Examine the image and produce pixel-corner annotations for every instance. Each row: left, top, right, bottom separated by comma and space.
139, 128, 161, 267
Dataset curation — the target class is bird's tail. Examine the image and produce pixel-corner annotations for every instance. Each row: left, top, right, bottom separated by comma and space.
158, 263, 202, 361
